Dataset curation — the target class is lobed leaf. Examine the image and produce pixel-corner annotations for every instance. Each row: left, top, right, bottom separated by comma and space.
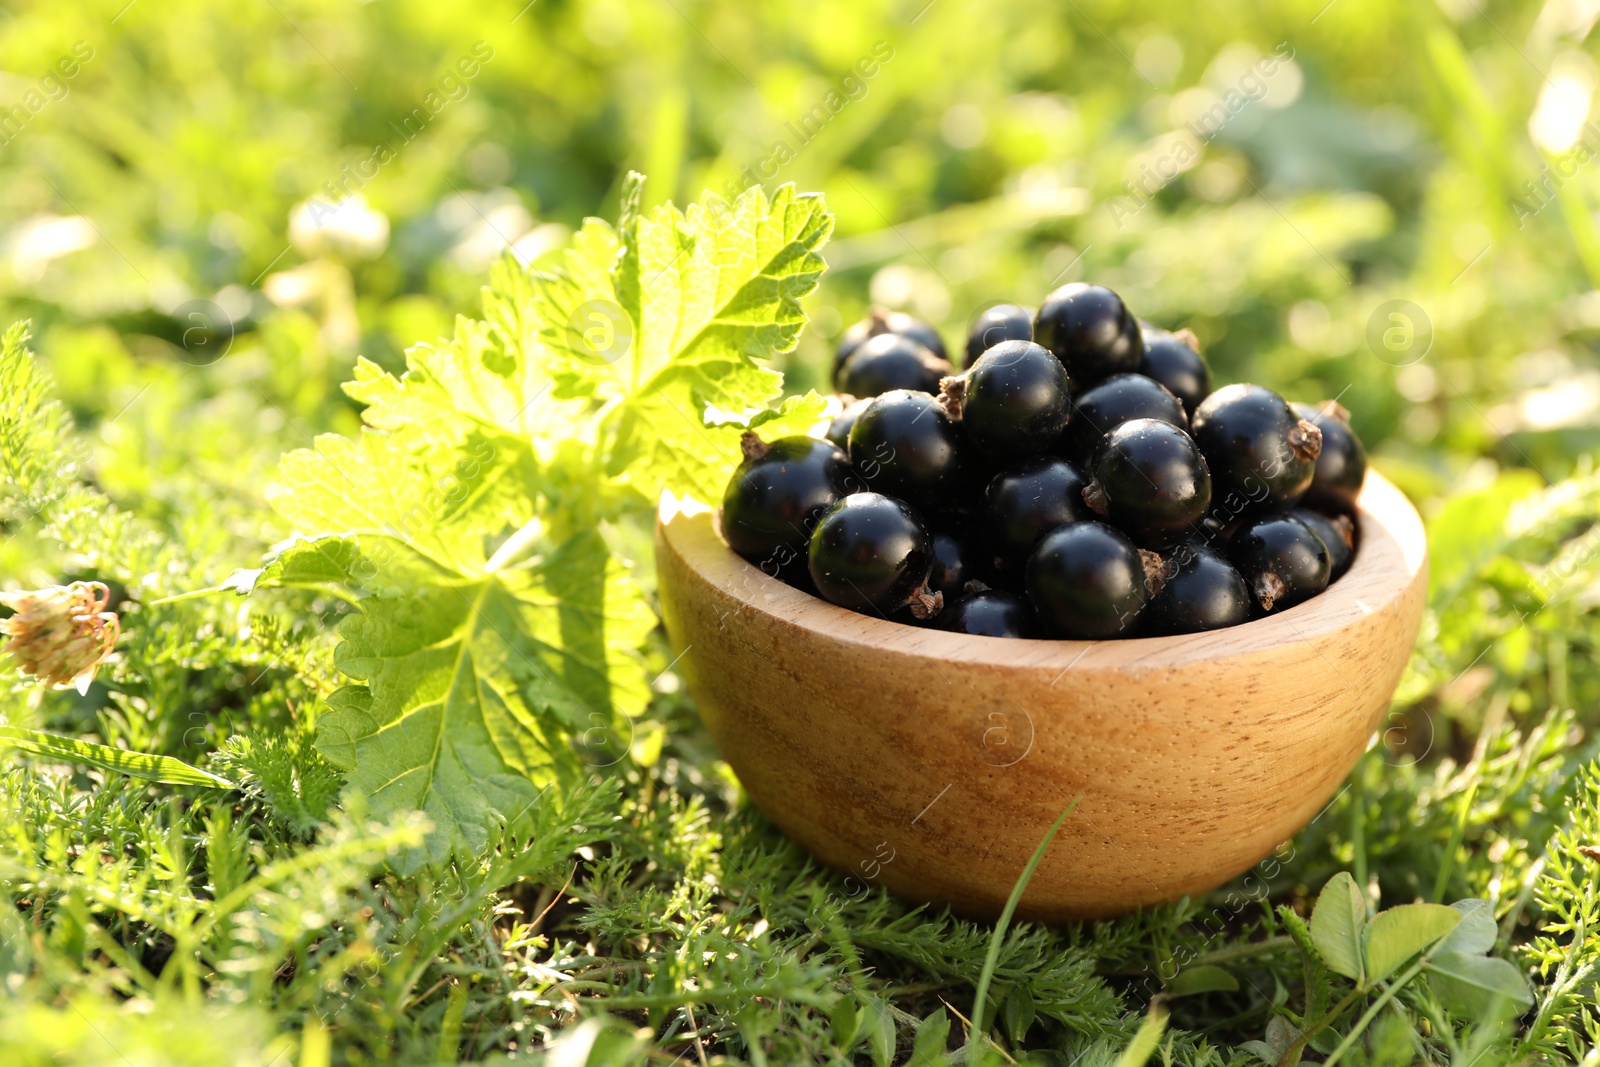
315, 530, 652, 867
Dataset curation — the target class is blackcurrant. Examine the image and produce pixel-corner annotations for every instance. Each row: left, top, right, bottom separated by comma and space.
965, 303, 1033, 365
1229, 514, 1331, 614
1083, 419, 1212, 548
1138, 325, 1212, 415
982, 456, 1093, 574
847, 390, 968, 514
927, 525, 984, 600
1025, 521, 1159, 639
935, 590, 1042, 638
1290, 506, 1355, 580
834, 306, 948, 373
1291, 401, 1368, 512
1067, 373, 1187, 459
721, 433, 854, 574
825, 397, 871, 450
836, 332, 952, 397
1142, 543, 1252, 636
943, 339, 1071, 461
1033, 283, 1142, 385
809, 493, 940, 617
1191, 384, 1322, 517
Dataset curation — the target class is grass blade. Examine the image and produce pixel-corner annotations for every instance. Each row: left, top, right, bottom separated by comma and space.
968, 795, 1080, 1046
1113, 999, 1170, 1067
0, 725, 235, 788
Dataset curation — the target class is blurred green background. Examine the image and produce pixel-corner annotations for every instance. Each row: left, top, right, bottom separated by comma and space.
2, 0, 1598, 524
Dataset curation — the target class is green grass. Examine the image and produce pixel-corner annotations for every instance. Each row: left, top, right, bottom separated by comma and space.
5, 0, 1600, 1062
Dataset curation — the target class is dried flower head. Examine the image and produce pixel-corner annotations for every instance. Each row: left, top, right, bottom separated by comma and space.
0, 581, 120, 694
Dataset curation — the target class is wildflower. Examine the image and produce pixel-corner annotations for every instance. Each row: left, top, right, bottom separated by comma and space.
0, 581, 120, 694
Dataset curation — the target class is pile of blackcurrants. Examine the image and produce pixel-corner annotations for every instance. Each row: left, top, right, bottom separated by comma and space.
720, 283, 1368, 640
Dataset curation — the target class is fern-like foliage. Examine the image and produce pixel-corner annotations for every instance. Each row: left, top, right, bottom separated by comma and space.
1516, 759, 1600, 1061
213, 725, 344, 838
0, 321, 83, 519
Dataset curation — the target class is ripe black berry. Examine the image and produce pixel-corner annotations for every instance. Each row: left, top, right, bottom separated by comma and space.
847, 390, 967, 514
1191, 384, 1322, 516
1033, 283, 1142, 385
808, 493, 940, 617
943, 339, 1071, 461
982, 456, 1093, 574
721, 433, 853, 573
1083, 419, 1212, 548
825, 397, 871, 450
1142, 543, 1252, 636
1025, 521, 1160, 639
935, 590, 1042, 638
834, 306, 947, 373
836, 332, 952, 397
1291, 402, 1368, 512
1229, 514, 1331, 614
1138, 325, 1212, 415
927, 526, 983, 600
1067, 372, 1187, 458
965, 303, 1033, 365
1290, 507, 1355, 580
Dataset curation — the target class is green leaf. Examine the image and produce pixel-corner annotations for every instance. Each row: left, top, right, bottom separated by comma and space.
1438, 899, 1497, 956
1113, 1001, 1170, 1067
269, 432, 520, 575
1364, 902, 1461, 983
1425, 951, 1535, 1018
0, 726, 235, 788
1238, 1040, 1280, 1065
1309, 871, 1368, 982
253, 176, 829, 867
829, 995, 860, 1050
864, 998, 896, 1067
722, 390, 831, 439
909, 1007, 949, 1067
999, 987, 1036, 1044
315, 529, 653, 867
343, 318, 559, 444
534, 177, 833, 503
223, 535, 370, 599
1168, 964, 1240, 996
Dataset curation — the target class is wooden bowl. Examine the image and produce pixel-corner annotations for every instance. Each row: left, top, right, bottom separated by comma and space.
655, 472, 1428, 922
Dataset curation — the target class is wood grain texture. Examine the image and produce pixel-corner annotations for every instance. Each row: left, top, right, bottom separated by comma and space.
655, 471, 1429, 921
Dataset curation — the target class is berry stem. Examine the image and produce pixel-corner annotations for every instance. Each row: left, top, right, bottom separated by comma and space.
1081, 480, 1110, 517
1254, 571, 1286, 612
906, 586, 944, 621
936, 375, 966, 420
739, 431, 770, 462
1174, 327, 1201, 352
1287, 419, 1323, 463
1138, 550, 1168, 596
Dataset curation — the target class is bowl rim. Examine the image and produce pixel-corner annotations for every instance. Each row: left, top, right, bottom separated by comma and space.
657, 468, 1428, 672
